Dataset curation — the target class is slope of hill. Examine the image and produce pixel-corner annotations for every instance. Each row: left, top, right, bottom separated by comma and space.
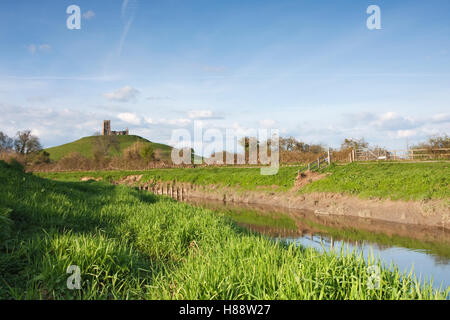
45, 135, 173, 161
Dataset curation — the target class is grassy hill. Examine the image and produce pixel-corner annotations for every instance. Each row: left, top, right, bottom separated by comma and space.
45, 135, 173, 161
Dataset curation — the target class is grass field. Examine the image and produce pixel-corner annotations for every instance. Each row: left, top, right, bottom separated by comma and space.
44, 135, 173, 161
39, 162, 450, 201
39, 166, 300, 192
1, 161, 448, 299
302, 162, 450, 201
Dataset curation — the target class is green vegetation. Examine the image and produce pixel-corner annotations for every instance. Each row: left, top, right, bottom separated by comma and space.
38, 162, 450, 201
1, 161, 448, 299
302, 162, 450, 201
44, 135, 172, 161
39, 166, 300, 192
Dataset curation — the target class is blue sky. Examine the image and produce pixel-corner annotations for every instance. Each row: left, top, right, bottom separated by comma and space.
0, 0, 449, 152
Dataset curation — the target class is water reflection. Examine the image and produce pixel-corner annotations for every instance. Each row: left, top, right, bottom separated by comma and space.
184, 197, 450, 291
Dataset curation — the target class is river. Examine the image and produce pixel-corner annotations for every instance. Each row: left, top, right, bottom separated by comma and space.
183, 197, 450, 293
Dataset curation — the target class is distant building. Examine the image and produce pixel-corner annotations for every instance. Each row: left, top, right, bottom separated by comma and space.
102, 120, 129, 136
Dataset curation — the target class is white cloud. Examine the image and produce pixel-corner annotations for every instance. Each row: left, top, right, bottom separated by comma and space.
0, 103, 103, 147
144, 117, 155, 124
396, 130, 417, 138
259, 119, 276, 128
374, 112, 420, 130
168, 118, 191, 126
103, 86, 140, 102
188, 109, 224, 120
188, 110, 212, 119
117, 112, 141, 125
27, 96, 51, 103
430, 113, 450, 124
147, 96, 173, 101
83, 10, 96, 19
145, 117, 191, 126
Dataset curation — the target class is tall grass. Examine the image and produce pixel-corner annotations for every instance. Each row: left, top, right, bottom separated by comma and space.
1, 161, 448, 299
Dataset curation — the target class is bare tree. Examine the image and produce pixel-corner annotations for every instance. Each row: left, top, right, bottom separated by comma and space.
14, 130, 42, 154
413, 134, 450, 159
0, 131, 14, 152
279, 136, 313, 152
423, 134, 450, 149
341, 138, 369, 151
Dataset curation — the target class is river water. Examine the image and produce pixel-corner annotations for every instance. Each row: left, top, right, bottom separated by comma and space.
183, 197, 450, 293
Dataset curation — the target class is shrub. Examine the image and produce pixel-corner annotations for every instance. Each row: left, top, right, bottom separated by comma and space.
140, 145, 154, 161
28, 150, 51, 165
123, 141, 144, 160
56, 152, 92, 171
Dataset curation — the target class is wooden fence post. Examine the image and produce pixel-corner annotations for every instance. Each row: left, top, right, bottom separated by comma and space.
327, 148, 331, 164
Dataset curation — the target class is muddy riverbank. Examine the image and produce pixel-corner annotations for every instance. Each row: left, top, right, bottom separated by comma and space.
130, 179, 450, 230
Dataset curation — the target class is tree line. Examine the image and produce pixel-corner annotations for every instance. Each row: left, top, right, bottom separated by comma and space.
0, 130, 42, 154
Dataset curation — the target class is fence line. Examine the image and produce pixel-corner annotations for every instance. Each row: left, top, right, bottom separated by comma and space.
351, 147, 450, 162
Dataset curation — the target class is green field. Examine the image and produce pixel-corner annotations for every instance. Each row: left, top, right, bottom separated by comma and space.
44, 135, 173, 161
302, 162, 450, 201
39, 162, 450, 201
1, 161, 448, 299
39, 166, 300, 191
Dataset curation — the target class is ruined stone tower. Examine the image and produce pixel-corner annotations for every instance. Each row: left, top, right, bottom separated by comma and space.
102, 120, 128, 136
102, 120, 111, 136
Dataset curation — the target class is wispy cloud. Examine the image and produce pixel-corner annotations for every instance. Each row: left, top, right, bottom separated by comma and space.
188, 110, 224, 120
145, 117, 191, 126
3, 75, 119, 82
27, 44, 51, 54
83, 10, 95, 20
118, 0, 138, 56
121, 0, 130, 18
38, 44, 51, 52
146, 96, 173, 101
103, 85, 140, 102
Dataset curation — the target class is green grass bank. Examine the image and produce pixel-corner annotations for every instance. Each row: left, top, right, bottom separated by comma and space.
39, 162, 450, 201
1, 161, 448, 299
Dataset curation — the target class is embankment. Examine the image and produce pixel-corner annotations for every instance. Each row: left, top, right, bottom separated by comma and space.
133, 179, 450, 230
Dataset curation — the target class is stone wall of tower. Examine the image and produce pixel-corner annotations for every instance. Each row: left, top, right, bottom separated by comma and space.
102, 120, 128, 136
103, 120, 111, 136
